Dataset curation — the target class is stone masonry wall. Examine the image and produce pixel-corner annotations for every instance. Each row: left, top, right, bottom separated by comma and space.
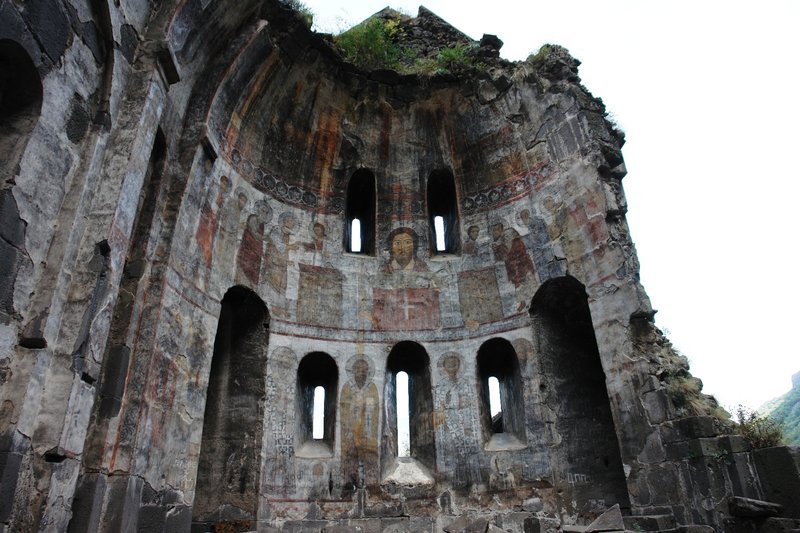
1, 1, 798, 532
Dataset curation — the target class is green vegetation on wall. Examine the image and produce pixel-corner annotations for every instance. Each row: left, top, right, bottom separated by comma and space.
333, 15, 482, 75
412, 42, 480, 76
735, 406, 784, 449
334, 17, 406, 71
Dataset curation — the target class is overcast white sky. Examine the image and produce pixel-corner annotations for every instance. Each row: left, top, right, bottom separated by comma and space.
303, 0, 800, 411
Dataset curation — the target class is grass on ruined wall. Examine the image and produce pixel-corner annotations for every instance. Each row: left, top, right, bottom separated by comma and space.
334, 18, 481, 76
665, 375, 730, 421
527, 44, 556, 64
734, 405, 784, 449
412, 43, 481, 76
335, 18, 405, 71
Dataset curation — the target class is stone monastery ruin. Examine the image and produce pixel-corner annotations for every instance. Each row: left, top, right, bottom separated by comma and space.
1, 1, 799, 531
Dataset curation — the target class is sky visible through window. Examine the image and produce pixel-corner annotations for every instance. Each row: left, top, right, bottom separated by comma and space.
397, 371, 410, 456
434, 216, 445, 251
313, 386, 325, 439
350, 218, 361, 252
488, 377, 501, 418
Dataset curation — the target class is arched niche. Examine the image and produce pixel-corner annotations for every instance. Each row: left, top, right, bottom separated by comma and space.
344, 169, 376, 255
476, 338, 527, 450
0, 39, 42, 174
426, 168, 460, 255
192, 286, 269, 529
530, 276, 630, 514
382, 341, 436, 479
295, 351, 338, 458
0, 39, 42, 318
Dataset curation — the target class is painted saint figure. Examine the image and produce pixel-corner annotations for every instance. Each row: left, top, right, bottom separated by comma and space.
214, 187, 247, 277
196, 175, 230, 269
235, 200, 272, 287
463, 225, 480, 256
518, 208, 560, 280
382, 227, 428, 273
302, 222, 328, 266
491, 221, 535, 288
339, 357, 380, 492
266, 212, 299, 293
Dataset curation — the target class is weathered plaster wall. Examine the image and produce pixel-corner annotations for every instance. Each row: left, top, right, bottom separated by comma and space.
2, 1, 798, 532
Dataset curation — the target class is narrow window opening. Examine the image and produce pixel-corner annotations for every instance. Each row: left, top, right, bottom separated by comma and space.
488, 376, 502, 432
344, 169, 376, 254
434, 216, 446, 251
350, 218, 362, 252
296, 352, 338, 457
312, 386, 325, 439
396, 371, 410, 457
427, 169, 461, 255
382, 341, 436, 480
477, 338, 527, 450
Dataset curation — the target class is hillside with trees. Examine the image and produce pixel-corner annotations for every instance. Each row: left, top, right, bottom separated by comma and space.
763, 371, 800, 446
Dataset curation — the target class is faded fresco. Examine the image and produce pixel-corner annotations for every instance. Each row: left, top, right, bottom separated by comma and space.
435, 352, 482, 489
262, 346, 297, 496
372, 227, 440, 330
266, 212, 299, 295
339, 356, 380, 493
235, 199, 272, 287
297, 263, 344, 327
458, 267, 503, 326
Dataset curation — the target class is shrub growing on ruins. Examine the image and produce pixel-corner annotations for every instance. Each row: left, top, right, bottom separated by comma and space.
663, 373, 730, 423
413, 43, 481, 76
527, 44, 555, 64
334, 18, 404, 71
735, 405, 784, 449
334, 14, 481, 76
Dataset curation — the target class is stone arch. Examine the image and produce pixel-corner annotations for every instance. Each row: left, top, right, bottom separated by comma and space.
427, 168, 461, 255
0, 39, 42, 180
476, 337, 527, 450
344, 168, 376, 255
0, 39, 43, 318
192, 285, 269, 529
382, 341, 436, 474
529, 276, 630, 514
295, 351, 338, 457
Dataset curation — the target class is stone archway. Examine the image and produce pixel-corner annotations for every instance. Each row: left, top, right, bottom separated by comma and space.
192, 286, 269, 530
530, 276, 630, 516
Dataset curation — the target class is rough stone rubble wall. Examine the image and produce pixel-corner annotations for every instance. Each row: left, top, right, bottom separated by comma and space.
1, 1, 798, 532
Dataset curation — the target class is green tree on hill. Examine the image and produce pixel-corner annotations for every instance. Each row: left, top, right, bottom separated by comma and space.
768, 382, 800, 445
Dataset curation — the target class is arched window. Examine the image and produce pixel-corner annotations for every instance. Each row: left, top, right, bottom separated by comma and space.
530, 276, 629, 509
382, 341, 436, 478
344, 169, 375, 254
426, 169, 460, 255
1, 40, 42, 320
296, 351, 338, 457
0, 39, 43, 175
193, 287, 269, 529
477, 338, 527, 450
